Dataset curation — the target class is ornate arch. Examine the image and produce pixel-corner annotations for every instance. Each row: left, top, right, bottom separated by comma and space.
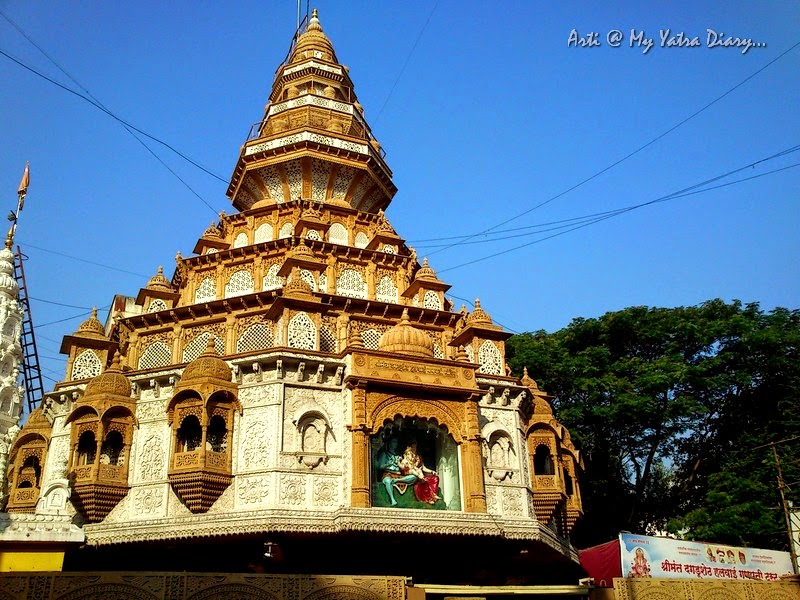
368, 396, 464, 443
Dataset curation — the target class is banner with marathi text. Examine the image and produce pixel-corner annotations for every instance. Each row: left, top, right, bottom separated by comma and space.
620, 533, 794, 582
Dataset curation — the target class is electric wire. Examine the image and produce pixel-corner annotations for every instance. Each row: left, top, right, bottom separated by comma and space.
29, 297, 93, 310
18, 241, 150, 278
427, 37, 800, 257
373, 1, 439, 125
0, 46, 228, 186
438, 151, 800, 274
412, 142, 800, 249
0, 8, 220, 214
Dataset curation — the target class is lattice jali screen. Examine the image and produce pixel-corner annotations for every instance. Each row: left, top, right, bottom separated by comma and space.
182, 333, 224, 363
194, 276, 217, 303
138, 341, 172, 370
423, 290, 442, 310
286, 160, 302, 199
320, 326, 337, 353
328, 222, 347, 245
288, 312, 316, 350
376, 275, 398, 304
336, 268, 367, 299
279, 222, 294, 238
354, 231, 369, 249
305, 229, 321, 241
147, 298, 168, 313
233, 232, 249, 248
225, 269, 255, 298
332, 164, 354, 200
72, 349, 102, 380
382, 244, 396, 254
478, 340, 503, 375
362, 328, 381, 350
254, 223, 274, 243
319, 273, 328, 293
311, 158, 329, 202
262, 165, 284, 202
433, 342, 444, 359
299, 269, 317, 292
263, 264, 284, 291
236, 323, 274, 353
465, 345, 475, 363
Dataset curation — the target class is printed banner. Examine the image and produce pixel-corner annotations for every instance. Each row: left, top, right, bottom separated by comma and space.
620, 533, 794, 581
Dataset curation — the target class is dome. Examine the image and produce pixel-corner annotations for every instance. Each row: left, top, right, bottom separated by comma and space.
301, 206, 322, 221
181, 338, 231, 382
83, 352, 132, 398
291, 9, 336, 63
146, 266, 172, 292
466, 298, 493, 326
289, 238, 314, 257
74, 307, 107, 339
379, 309, 434, 358
414, 258, 437, 281
202, 222, 222, 239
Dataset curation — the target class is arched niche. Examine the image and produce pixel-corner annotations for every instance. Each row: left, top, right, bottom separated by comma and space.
370, 416, 461, 511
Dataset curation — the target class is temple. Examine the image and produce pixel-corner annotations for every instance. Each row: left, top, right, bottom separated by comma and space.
0, 9, 584, 589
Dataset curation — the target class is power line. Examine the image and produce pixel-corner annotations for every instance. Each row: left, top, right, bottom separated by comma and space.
29, 297, 93, 310
373, 1, 439, 125
428, 37, 800, 258
0, 46, 229, 187
0, 9, 220, 213
19, 240, 150, 278
437, 146, 800, 274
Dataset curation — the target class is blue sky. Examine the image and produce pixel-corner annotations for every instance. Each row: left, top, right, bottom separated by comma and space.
1, 1, 798, 394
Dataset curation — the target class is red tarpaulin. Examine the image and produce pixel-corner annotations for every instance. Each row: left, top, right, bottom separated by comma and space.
578, 538, 623, 587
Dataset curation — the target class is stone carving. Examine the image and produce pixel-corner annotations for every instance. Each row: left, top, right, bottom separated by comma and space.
238, 384, 276, 408
502, 487, 524, 517
241, 418, 271, 471
136, 401, 164, 421
138, 434, 166, 482
132, 486, 165, 517
311, 477, 337, 507
280, 473, 306, 506
237, 475, 270, 505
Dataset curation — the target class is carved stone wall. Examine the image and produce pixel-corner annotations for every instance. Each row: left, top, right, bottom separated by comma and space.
0, 572, 407, 600
611, 577, 800, 600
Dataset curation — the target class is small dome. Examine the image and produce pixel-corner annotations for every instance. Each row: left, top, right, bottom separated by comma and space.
466, 298, 493, 326
376, 219, 394, 235
146, 266, 172, 292
284, 268, 313, 296
74, 308, 107, 339
83, 352, 131, 399
202, 222, 222, 239
181, 338, 231, 382
301, 206, 323, 221
291, 9, 335, 63
289, 238, 314, 257
379, 309, 433, 358
415, 258, 437, 280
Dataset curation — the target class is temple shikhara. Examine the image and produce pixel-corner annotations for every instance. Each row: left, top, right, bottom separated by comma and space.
0, 9, 585, 595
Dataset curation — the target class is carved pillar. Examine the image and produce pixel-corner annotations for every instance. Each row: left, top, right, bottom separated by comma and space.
461, 395, 487, 513
348, 382, 370, 507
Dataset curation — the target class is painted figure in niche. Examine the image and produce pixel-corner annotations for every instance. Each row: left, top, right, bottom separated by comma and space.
627, 547, 651, 578
375, 437, 417, 506
399, 442, 440, 504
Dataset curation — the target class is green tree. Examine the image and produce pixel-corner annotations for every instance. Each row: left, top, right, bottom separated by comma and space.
507, 300, 800, 550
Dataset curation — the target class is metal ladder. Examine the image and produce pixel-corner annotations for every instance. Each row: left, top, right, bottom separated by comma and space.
13, 246, 45, 413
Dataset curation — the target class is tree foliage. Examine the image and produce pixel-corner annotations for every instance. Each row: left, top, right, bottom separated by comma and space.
506, 300, 800, 550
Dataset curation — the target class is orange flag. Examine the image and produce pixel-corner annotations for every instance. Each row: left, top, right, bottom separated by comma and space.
17, 162, 30, 196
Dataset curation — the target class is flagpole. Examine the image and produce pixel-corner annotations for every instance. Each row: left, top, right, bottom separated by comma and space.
7, 162, 28, 248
